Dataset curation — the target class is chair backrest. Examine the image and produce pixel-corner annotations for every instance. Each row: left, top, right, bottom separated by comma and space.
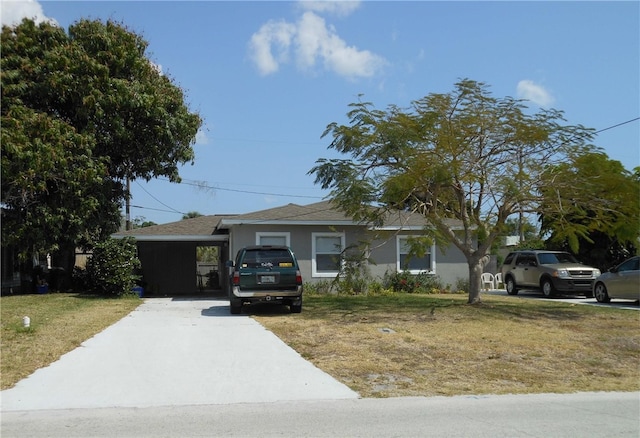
481, 272, 494, 282
481, 272, 495, 289
494, 273, 502, 284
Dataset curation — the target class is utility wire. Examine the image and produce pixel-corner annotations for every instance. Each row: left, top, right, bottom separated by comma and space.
132, 117, 639, 216
161, 177, 324, 199
134, 180, 187, 215
594, 117, 639, 135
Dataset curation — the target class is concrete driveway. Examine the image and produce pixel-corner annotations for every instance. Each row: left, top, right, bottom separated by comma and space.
1, 298, 358, 411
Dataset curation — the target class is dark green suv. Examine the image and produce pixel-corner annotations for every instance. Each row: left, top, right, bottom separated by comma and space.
227, 246, 303, 314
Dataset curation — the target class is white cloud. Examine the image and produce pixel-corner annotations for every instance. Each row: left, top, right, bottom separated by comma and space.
516, 80, 555, 107
248, 4, 385, 79
0, 0, 56, 27
298, 1, 361, 17
249, 19, 297, 75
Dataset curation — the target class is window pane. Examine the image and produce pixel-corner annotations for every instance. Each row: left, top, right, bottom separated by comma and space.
260, 236, 287, 246
400, 254, 430, 271
316, 236, 341, 253
317, 254, 340, 272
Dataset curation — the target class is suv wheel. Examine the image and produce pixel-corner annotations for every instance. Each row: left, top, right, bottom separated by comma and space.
594, 282, 610, 303
290, 299, 302, 313
541, 278, 555, 297
230, 299, 242, 314
505, 276, 518, 295
290, 303, 302, 313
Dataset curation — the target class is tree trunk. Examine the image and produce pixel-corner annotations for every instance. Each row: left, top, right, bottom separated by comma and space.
467, 254, 488, 304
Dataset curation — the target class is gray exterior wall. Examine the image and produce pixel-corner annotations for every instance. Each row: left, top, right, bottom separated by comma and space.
227, 224, 469, 288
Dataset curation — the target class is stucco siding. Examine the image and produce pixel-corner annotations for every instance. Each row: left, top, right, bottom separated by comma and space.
228, 224, 470, 288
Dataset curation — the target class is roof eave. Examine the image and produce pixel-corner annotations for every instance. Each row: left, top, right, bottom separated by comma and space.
112, 234, 228, 242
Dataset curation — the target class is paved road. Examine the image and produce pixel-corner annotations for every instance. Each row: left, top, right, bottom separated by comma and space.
2, 392, 638, 437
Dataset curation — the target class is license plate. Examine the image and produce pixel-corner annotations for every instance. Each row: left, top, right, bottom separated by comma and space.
260, 275, 276, 284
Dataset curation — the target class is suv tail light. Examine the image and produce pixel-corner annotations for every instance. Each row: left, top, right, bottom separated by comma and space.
296, 270, 302, 285
232, 271, 240, 286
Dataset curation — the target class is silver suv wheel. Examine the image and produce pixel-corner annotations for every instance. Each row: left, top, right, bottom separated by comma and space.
541, 278, 555, 297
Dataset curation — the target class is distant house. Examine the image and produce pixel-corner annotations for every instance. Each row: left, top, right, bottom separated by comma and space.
113, 200, 470, 296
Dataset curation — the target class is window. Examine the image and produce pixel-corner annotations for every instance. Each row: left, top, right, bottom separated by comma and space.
516, 253, 536, 267
312, 232, 345, 277
256, 232, 290, 247
397, 236, 435, 274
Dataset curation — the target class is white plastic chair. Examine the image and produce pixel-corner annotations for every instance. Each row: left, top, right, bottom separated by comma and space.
481, 273, 495, 291
494, 273, 505, 289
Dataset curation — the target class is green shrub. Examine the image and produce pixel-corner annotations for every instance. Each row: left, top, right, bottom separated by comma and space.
334, 250, 372, 295
383, 271, 444, 294
86, 238, 141, 297
304, 280, 334, 295
453, 277, 470, 294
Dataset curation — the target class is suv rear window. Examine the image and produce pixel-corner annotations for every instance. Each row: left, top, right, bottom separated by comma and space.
241, 249, 295, 268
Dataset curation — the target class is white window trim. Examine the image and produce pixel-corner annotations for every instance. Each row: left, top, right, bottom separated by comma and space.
312, 232, 345, 278
396, 235, 436, 274
256, 232, 290, 247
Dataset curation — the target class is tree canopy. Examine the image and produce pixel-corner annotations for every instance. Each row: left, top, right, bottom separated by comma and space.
1, 18, 202, 261
309, 79, 630, 303
540, 152, 639, 269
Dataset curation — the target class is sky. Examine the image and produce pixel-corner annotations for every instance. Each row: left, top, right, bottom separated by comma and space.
2, 0, 639, 225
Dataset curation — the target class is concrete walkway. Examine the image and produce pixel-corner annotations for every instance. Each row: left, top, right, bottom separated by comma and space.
1, 298, 358, 411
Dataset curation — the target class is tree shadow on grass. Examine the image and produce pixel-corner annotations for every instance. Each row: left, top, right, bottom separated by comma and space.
299, 293, 595, 322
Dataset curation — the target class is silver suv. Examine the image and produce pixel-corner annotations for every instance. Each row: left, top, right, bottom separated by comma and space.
501, 250, 600, 297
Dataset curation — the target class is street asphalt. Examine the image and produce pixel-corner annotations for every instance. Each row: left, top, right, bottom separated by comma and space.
1, 298, 358, 411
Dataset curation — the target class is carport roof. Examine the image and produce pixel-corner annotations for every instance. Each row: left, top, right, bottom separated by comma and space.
113, 214, 235, 241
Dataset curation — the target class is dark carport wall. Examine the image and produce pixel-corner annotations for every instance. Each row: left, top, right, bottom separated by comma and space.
112, 215, 232, 297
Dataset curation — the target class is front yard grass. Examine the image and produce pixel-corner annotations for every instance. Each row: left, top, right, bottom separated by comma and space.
1, 293, 141, 390
254, 293, 640, 397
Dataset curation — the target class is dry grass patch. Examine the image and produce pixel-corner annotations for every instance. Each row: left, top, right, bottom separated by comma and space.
254, 294, 640, 397
1, 293, 141, 389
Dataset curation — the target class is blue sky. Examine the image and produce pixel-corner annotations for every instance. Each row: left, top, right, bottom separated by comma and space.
3, 0, 639, 225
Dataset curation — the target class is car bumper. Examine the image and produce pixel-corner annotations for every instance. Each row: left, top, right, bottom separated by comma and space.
231, 286, 302, 303
551, 278, 594, 293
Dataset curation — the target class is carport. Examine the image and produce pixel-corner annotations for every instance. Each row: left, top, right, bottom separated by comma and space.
113, 215, 232, 297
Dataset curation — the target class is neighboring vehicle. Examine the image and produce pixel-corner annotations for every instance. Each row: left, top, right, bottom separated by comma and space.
227, 245, 303, 314
500, 250, 600, 298
593, 256, 640, 303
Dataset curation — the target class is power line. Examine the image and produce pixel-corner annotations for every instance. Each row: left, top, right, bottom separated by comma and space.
158, 177, 325, 199
132, 117, 638, 216
594, 117, 639, 135
134, 180, 187, 215
130, 205, 186, 215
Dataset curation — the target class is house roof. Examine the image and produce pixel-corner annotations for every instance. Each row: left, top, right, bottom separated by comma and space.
217, 200, 356, 228
112, 200, 465, 240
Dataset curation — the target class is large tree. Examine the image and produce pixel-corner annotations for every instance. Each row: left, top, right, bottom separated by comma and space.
540, 152, 639, 270
310, 79, 610, 304
1, 19, 201, 269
